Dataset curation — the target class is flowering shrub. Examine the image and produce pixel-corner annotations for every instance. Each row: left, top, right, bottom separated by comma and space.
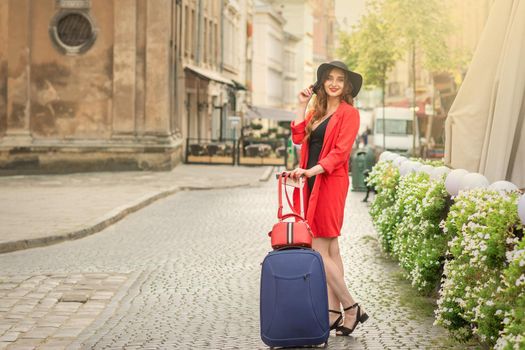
435, 189, 521, 345
495, 238, 525, 349
392, 171, 449, 294
367, 160, 399, 252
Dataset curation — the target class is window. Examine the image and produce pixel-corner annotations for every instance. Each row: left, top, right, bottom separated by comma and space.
223, 7, 239, 71
213, 23, 219, 63
375, 119, 413, 136
49, 10, 97, 55
203, 18, 208, 63
191, 8, 195, 58
210, 22, 215, 65
184, 5, 191, 57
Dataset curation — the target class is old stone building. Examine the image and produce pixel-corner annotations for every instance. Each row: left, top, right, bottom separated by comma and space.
0, 0, 252, 173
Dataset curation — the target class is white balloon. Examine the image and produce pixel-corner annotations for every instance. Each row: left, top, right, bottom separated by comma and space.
445, 169, 469, 196
518, 194, 525, 225
419, 164, 434, 175
431, 166, 451, 181
399, 160, 420, 176
399, 161, 414, 176
458, 173, 490, 192
393, 156, 408, 168
410, 162, 422, 173
379, 151, 392, 161
488, 181, 519, 192
386, 153, 399, 161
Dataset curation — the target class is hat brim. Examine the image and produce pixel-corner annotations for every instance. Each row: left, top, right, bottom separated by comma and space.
316, 62, 363, 98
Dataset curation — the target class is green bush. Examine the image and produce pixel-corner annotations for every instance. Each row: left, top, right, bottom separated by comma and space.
391, 171, 449, 294
495, 238, 525, 349
435, 189, 521, 345
250, 122, 263, 130
367, 160, 400, 253
367, 157, 524, 348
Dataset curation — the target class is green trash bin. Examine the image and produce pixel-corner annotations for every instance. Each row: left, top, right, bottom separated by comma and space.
351, 146, 375, 192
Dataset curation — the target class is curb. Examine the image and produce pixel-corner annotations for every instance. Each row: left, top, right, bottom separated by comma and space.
0, 181, 261, 255
259, 166, 275, 182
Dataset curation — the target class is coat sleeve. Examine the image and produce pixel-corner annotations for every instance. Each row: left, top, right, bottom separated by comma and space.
290, 110, 313, 144
318, 108, 360, 174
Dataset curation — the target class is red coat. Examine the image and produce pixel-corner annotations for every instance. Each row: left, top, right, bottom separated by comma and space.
290, 100, 360, 238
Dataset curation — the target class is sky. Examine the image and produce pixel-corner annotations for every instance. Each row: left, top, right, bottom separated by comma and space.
334, 0, 367, 32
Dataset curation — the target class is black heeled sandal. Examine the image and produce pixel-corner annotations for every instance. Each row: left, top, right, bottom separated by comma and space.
329, 309, 343, 330
336, 303, 369, 336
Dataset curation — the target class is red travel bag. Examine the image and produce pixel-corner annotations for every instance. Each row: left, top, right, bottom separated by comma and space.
268, 172, 313, 249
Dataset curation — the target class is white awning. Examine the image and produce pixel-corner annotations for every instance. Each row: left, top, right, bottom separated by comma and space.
184, 64, 235, 86
246, 105, 296, 121
444, 0, 525, 187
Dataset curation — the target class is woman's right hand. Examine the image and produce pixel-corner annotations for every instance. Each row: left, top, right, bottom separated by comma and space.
297, 86, 314, 105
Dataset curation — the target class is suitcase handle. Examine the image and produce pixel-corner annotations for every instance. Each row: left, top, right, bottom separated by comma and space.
277, 172, 305, 221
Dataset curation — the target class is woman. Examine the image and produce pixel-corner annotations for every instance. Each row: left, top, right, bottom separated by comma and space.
289, 60, 368, 336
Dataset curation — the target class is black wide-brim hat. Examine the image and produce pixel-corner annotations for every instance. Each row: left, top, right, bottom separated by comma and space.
314, 60, 363, 97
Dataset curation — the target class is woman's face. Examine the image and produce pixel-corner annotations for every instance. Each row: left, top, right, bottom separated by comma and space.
323, 68, 346, 98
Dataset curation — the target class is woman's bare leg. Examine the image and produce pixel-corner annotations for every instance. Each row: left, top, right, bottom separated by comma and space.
313, 238, 358, 328
329, 237, 344, 277
327, 238, 344, 326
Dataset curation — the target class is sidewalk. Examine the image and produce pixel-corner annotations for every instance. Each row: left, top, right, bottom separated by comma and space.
0, 165, 273, 254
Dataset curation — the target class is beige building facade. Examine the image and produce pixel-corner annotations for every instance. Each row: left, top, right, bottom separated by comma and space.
0, 0, 252, 173
271, 0, 314, 93
312, 0, 336, 68
0, 0, 180, 173
252, 2, 287, 108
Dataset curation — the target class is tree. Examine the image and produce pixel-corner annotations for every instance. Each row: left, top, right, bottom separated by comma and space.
337, 7, 400, 150
380, 0, 454, 155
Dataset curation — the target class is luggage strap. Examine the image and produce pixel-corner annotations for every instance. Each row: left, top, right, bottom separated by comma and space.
277, 172, 304, 221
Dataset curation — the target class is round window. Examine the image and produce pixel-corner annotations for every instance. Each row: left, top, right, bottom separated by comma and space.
50, 11, 97, 55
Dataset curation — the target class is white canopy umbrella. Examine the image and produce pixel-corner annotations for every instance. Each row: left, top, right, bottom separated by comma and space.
444, 0, 525, 188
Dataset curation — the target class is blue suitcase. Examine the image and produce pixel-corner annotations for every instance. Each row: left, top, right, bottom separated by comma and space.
260, 248, 329, 348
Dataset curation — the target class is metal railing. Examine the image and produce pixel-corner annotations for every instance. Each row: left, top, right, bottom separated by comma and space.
185, 138, 236, 165
237, 137, 288, 166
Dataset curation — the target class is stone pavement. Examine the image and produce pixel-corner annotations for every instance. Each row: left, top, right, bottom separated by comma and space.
0, 168, 475, 349
0, 164, 273, 254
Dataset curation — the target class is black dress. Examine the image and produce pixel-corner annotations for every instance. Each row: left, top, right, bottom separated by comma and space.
307, 115, 332, 191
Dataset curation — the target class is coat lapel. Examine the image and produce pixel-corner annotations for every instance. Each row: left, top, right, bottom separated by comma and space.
322, 100, 346, 152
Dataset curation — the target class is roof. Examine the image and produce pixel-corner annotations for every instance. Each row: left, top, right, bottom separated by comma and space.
184, 64, 234, 86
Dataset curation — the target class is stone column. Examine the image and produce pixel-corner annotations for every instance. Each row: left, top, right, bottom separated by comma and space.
144, 0, 171, 136
112, 0, 137, 137
5, 0, 32, 143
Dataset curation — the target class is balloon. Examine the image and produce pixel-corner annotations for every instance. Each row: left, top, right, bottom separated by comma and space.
393, 156, 408, 168
419, 164, 434, 175
518, 194, 525, 225
398, 161, 414, 176
379, 151, 392, 161
410, 161, 422, 173
431, 166, 451, 181
488, 181, 519, 192
386, 153, 399, 161
458, 173, 490, 192
445, 169, 469, 196
399, 160, 421, 176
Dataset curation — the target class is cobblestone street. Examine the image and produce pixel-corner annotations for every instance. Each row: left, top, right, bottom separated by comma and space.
1, 177, 468, 349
